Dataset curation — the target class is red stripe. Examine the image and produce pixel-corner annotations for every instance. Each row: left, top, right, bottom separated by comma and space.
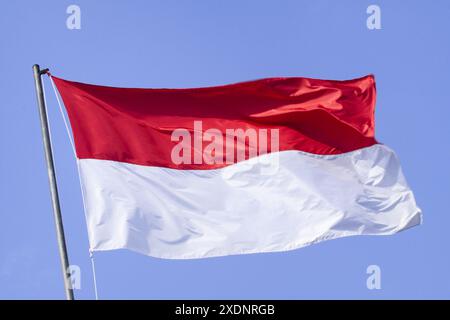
53, 75, 377, 169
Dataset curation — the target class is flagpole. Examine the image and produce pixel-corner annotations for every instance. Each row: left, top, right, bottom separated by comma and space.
33, 64, 74, 300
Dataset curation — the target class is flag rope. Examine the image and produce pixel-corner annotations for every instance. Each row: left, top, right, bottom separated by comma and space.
48, 76, 76, 155
89, 250, 99, 300
48, 75, 100, 300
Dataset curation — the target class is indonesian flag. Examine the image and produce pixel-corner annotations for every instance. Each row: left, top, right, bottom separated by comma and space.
52, 75, 421, 259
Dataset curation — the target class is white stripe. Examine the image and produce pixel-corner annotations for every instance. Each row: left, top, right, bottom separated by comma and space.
78, 144, 421, 259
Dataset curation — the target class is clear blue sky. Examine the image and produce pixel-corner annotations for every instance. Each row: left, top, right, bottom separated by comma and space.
1, 0, 449, 299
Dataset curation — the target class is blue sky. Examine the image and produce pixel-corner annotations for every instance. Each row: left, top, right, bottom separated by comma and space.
1, 0, 449, 299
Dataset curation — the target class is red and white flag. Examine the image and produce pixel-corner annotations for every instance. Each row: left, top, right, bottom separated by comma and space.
53, 75, 421, 259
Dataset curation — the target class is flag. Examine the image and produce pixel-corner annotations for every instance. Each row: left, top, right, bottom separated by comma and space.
52, 75, 421, 259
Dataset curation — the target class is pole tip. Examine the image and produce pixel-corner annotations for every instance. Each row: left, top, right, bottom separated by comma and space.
33, 64, 50, 76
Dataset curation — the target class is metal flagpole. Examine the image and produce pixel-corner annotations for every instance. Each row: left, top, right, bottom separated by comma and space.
33, 64, 74, 300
